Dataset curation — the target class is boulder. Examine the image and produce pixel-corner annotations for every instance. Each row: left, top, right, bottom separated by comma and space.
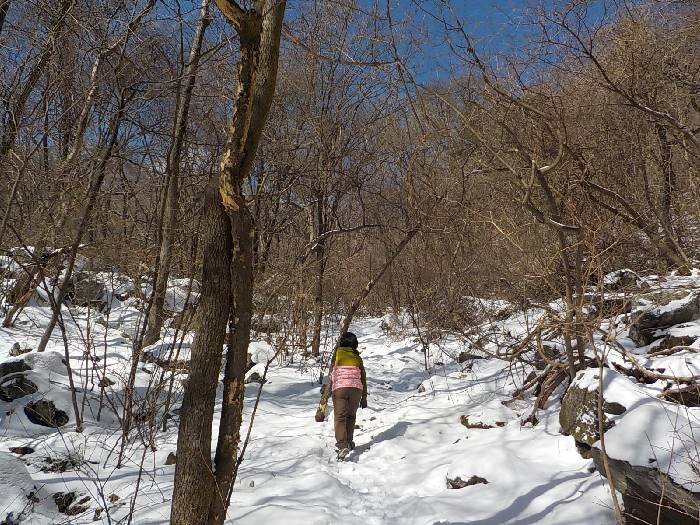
592, 449, 700, 525
68, 272, 107, 310
8, 342, 31, 357
142, 344, 189, 370
8, 447, 34, 456
559, 382, 625, 458
657, 335, 697, 351
0, 375, 38, 402
0, 360, 31, 379
24, 400, 69, 428
165, 452, 177, 465
664, 385, 700, 407
603, 269, 642, 291
245, 371, 266, 385
583, 296, 633, 317
629, 292, 700, 346
459, 415, 504, 429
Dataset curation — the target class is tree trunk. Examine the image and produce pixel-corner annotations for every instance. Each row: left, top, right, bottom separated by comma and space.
310, 196, 326, 357
207, 205, 253, 524
170, 180, 232, 525
143, 0, 211, 347
171, 2, 286, 523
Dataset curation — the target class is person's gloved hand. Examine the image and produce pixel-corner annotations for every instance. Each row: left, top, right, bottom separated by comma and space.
360, 397, 367, 409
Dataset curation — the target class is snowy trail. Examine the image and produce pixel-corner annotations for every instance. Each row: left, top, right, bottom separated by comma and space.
217, 318, 615, 525
1, 307, 616, 524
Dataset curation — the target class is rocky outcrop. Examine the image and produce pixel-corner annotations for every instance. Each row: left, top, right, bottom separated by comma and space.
457, 351, 484, 363
446, 475, 488, 489
24, 400, 69, 428
67, 272, 107, 311
629, 291, 700, 346
245, 371, 266, 385
559, 382, 626, 458
9, 342, 31, 357
8, 447, 34, 456
592, 449, 700, 525
0, 375, 38, 402
459, 415, 505, 429
142, 344, 189, 370
0, 359, 36, 402
603, 269, 643, 291
0, 360, 31, 378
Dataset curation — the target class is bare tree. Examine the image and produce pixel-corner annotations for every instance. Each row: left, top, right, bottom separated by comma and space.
171, 1, 287, 523
143, 0, 212, 347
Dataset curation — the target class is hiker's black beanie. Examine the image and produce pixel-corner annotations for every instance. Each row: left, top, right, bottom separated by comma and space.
339, 332, 358, 350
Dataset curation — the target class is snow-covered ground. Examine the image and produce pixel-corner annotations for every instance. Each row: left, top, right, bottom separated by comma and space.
223, 318, 614, 525
0, 293, 616, 524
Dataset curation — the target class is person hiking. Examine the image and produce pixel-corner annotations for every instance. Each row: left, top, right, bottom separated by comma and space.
331, 331, 367, 461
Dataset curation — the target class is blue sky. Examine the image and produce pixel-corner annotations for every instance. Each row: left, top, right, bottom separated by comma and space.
390, 0, 616, 83
394, 0, 537, 82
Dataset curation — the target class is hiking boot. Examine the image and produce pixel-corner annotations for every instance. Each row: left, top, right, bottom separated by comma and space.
337, 448, 350, 461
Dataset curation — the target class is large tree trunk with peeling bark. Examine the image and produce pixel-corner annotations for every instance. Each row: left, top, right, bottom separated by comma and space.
207, 205, 254, 524
171, 2, 286, 524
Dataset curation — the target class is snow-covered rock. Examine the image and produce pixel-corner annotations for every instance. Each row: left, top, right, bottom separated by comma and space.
629, 290, 700, 346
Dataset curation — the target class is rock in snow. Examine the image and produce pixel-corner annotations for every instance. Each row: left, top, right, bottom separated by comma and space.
559, 374, 626, 457
24, 400, 69, 428
0, 375, 38, 402
629, 291, 700, 346
593, 449, 700, 525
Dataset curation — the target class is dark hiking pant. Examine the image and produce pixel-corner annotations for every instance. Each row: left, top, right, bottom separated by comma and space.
332, 387, 362, 450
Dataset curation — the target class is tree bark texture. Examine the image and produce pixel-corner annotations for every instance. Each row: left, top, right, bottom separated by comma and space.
310, 196, 326, 357
171, 2, 287, 524
170, 180, 232, 525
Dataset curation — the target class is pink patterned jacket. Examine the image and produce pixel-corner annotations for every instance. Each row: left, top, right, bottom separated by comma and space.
330, 346, 367, 396
332, 366, 364, 391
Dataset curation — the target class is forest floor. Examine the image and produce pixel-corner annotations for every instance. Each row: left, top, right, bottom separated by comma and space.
0, 285, 616, 524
